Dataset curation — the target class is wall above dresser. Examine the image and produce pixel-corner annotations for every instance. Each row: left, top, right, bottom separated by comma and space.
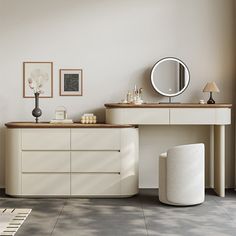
0, 0, 235, 188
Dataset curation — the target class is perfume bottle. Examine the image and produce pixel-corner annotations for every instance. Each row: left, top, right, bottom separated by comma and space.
132, 85, 143, 104
127, 91, 133, 103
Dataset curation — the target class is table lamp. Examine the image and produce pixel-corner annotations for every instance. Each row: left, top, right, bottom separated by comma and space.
203, 82, 220, 104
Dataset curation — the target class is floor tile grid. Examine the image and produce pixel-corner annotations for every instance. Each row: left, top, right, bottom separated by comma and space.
51, 197, 149, 236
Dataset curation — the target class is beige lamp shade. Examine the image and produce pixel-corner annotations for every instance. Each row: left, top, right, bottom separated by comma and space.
203, 82, 220, 93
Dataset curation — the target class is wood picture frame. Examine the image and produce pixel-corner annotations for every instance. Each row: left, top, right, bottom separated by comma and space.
60, 69, 83, 96
23, 62, 53, 98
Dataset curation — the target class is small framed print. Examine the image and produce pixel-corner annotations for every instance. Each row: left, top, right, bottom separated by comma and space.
23, 62, 53, 98
60, 69, 83, 96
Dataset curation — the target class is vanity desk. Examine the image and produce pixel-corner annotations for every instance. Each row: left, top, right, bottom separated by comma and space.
5, 122, 139, 197
105, 103, 232, 197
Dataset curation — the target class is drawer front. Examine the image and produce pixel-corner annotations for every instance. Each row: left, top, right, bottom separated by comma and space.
215, 108, 231, 124
71, 129, 120, 150
22, 174, 70, 195
71, 151, 120, 173
22, 151, 70, 173
170, 108, 215, 124
106, 108, 169, 125
22, 129, 70, 150
71, 174, 120, 195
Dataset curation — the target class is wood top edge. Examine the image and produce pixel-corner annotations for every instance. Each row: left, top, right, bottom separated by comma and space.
5, 122, 137, 129
104, 103, 232, 108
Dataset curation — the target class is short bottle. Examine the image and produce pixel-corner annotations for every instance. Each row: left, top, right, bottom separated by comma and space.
127, 91, 133, 103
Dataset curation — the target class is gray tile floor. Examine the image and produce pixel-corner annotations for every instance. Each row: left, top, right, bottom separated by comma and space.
0, 189, 236, 236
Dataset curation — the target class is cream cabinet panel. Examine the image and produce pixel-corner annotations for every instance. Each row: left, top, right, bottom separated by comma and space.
22, 129, 70, 150
170, 109, 215, 124
22, 151, 70, 173
71, 174, 120, 195
71, 151, 120, 173
22, 174, 70, 195
71, 129, 120, 150
106, 108, 169, 125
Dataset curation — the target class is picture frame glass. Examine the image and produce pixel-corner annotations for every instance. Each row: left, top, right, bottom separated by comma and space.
60, 69, 83, 96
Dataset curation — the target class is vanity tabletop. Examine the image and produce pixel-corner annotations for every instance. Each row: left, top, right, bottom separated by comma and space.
5, 122, 137, 129
104, 103, 232, 108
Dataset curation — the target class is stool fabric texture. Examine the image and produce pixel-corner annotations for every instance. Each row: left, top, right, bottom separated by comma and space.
159, 143, 205, 206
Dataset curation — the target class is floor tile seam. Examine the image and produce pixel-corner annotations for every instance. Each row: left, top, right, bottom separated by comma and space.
140, 201, 149, 236
50, 200, 66, 236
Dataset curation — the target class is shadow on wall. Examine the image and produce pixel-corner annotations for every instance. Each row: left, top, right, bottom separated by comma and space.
140, 68, 163, 103
83, 108, 106, 123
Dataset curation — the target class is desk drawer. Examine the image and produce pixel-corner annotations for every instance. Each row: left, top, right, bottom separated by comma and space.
170, 109, 215, 124
106, 108, 169, 125
71, 151, 120, 173
22, 174, 70, 195
22, 151, 70, 173
71, 129, 120, 150
22, 129, 70, 150
71, 174, 120, 195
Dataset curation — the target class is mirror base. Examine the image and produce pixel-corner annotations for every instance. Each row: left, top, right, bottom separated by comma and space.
159, 102, 181, 104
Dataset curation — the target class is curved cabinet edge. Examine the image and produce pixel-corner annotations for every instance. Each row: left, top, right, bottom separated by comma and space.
120, 128, 139, 195
5, 129, 22, 196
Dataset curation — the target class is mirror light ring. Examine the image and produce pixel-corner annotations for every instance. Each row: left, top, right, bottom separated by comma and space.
150, 57, 190, 97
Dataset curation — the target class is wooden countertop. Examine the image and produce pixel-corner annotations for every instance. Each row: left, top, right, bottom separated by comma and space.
5, 122, 137, 129
104, 103, 232, 108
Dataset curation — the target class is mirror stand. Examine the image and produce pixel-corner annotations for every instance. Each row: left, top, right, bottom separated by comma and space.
159, 97, 181, 104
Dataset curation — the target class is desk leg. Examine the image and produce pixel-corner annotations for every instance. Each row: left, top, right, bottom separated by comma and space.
214, 125, 225, 197
209, 125, 214, 188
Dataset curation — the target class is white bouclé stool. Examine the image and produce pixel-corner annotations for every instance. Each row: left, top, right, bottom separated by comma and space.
159, 143, 205, 206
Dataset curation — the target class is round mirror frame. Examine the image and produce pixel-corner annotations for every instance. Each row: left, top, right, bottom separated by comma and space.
150, 57, 190, 97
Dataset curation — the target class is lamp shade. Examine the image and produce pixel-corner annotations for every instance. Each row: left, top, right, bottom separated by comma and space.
203, 82, 220, 93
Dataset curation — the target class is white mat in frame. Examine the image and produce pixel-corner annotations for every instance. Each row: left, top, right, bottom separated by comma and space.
0, 209, 31, 236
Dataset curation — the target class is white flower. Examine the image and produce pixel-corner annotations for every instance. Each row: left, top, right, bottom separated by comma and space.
28, 69, 49, 93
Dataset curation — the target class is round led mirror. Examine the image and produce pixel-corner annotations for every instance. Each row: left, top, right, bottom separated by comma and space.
151, 57, 190, 98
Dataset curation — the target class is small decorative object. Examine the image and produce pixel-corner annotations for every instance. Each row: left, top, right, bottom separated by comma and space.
81, 113, 97, 124
50, 119, 73, 124
203, 82, 220, 104
132, 85, 144, 105
199, 99, 205, 104
123, 86, 144, 104
126, 91, 133, 103
23, 62, 53, 98
60, 69, 83, 96
55, 106, 67, 120
121, 99, 128, 104
50, 106, 73, 123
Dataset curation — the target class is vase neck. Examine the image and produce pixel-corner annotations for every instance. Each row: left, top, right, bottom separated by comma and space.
34, 93, 39, 107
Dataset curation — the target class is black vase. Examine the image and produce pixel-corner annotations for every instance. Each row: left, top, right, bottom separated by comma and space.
32, 92, 42, 123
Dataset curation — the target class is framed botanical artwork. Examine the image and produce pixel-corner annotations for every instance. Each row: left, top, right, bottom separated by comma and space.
23, 62, 53, 98
60, 69, 83, 96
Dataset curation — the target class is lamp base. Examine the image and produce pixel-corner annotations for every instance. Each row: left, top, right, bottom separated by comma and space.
207, 92, 215, 104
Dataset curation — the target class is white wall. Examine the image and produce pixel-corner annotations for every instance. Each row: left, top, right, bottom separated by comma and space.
0, 0, 235, 188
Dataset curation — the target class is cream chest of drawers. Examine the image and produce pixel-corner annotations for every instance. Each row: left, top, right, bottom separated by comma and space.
5, 123, 139, 197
